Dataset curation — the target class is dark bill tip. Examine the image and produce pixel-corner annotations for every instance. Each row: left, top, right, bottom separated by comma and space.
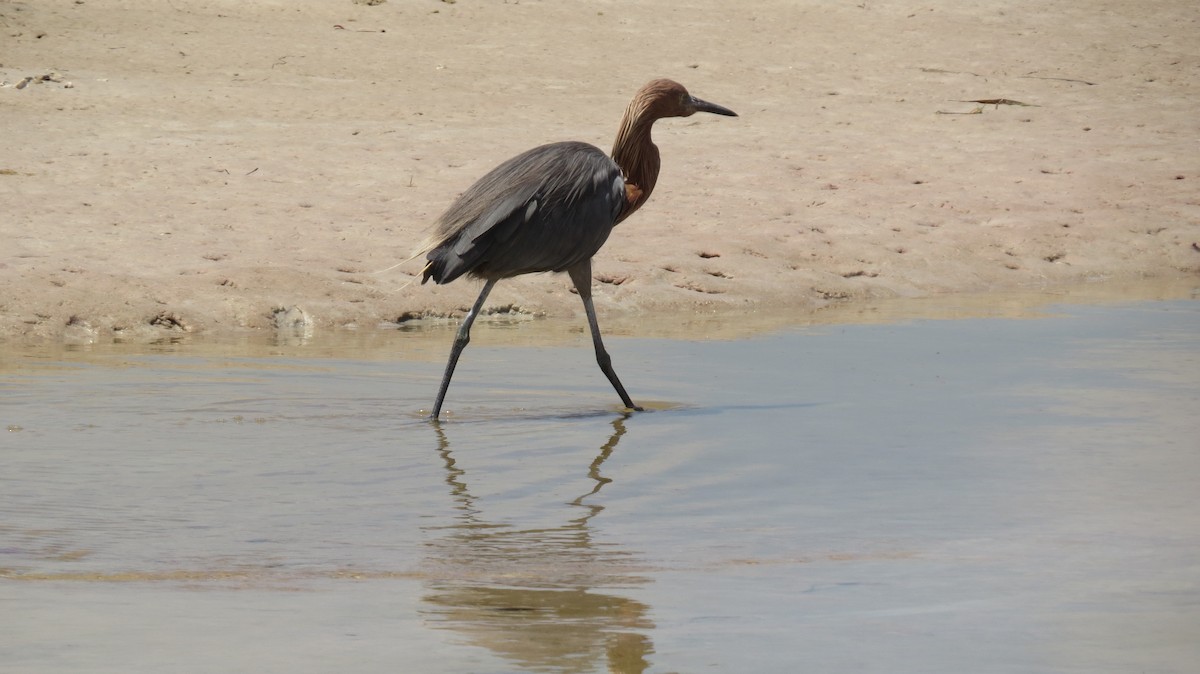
691, 96, 738, 117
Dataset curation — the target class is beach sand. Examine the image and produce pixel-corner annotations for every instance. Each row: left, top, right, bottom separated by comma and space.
3, 0, 1197, 342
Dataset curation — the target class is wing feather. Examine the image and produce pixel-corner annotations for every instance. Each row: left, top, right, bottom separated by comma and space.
421, 141, 624, 284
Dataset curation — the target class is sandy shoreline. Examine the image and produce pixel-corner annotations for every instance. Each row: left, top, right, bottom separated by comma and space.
3, 0, 1197, 343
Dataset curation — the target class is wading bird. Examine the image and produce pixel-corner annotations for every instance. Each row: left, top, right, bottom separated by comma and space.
418, 79, 736, 419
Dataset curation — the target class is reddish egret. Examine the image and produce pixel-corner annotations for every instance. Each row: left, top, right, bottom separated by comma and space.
418, 79, 736, 419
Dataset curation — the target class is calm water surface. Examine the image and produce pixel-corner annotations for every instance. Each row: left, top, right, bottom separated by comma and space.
2, 294, 1198, 673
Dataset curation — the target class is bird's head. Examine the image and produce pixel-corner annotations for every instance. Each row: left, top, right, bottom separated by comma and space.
636, 78, 738, 120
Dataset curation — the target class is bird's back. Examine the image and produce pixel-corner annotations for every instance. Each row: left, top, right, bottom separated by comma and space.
422, 141, 626, 284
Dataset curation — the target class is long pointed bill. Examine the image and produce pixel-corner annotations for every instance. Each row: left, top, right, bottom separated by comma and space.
690, 96, 738, 117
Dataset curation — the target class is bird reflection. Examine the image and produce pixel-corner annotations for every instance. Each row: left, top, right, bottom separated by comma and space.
422, 415, 653, 674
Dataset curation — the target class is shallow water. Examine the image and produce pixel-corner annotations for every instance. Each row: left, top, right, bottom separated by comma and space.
2, 294, 1199, 673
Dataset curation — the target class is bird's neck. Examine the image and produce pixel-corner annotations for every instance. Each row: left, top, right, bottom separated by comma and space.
611, 112, 661, 223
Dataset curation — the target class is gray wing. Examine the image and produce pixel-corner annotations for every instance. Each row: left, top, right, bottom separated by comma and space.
422, 141, 625, 284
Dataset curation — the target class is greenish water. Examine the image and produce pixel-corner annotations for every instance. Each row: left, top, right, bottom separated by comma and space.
2, 296, 1198, 673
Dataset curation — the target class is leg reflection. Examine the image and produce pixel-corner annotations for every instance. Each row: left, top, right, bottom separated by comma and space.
423, 415, 652, 674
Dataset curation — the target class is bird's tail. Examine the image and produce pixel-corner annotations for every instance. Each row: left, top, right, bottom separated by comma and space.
410, 233, 448, 285
368, 233, 442, 287
410, 224, 472, 285
409, 230, 441, 261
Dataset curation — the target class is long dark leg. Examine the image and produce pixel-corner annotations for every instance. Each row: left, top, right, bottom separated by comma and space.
430, 279, 496, 420
568, 263, 643, 412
